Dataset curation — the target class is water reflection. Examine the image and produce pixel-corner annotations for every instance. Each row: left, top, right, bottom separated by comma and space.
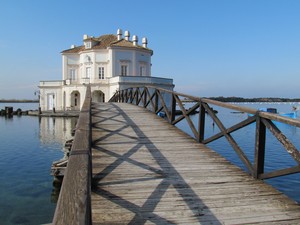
38, 117, 78, 204
39, 117, 77, 147
0, 115, 78, 225
51, 182, 61, 204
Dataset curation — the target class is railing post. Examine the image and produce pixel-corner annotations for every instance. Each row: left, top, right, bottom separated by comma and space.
115, 90, 119, 102
170, 93, 176, 123
130, 88, 134, 103
143, 87, 147, 108
120, 90, 124, 102
136, 87, 139, 105
124, 89, 128, 103
254, 115, 266, 179
198, 102, 205, 143
154, 89, 158, 113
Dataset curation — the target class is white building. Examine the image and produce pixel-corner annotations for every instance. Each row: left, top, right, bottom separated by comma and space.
39, 29, 174, 111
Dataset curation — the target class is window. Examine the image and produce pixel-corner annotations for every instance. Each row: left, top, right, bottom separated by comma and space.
140, 66, 145, 76
98, 67, 105, 79
69, 68, 76, 80
86, 67, 91, 78
121, 65, 127, 76
86, 42, 91, 49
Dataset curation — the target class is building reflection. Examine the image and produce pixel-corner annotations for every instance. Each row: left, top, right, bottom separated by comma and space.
38, 116, 78, 203
39, 117, 77, 147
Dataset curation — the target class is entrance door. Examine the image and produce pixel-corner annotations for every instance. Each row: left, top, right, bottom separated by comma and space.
47, 94, 54, 110
92, 91, 105, 102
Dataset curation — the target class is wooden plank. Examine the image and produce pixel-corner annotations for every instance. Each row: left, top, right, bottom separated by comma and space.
262, 118, 300, 163
52, 85, 92, 225
254, 116, 266, 178
91, 102, 300, 225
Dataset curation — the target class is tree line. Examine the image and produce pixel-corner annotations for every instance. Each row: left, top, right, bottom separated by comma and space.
208, 96, 300, 102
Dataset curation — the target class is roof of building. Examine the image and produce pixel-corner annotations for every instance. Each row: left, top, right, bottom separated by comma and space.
61, 34, 153, 54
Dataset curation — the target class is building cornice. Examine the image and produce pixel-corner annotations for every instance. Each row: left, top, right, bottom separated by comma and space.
108, 46, 153, 55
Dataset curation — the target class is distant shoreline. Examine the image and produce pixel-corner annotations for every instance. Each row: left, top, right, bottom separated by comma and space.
180, 97, 300, 103
0, 100, 39, 103
207, 97, 300, 103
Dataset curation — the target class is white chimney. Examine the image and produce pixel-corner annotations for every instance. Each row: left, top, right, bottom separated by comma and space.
71, 44, 76, 49
83, 34, 88, 40
117, 29, 122, 40
124, 30, 130, 41
142, 37, 148, 48
132, 35, 138, 46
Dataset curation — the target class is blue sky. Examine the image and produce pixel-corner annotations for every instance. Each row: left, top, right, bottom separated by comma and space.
0, 0, 300, 99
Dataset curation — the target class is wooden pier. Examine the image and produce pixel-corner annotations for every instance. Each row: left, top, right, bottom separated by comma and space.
52, 85, 300, 225
90, 102, 300, 224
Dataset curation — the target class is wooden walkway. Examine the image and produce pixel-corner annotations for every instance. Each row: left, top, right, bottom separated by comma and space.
91, 102, 300, 225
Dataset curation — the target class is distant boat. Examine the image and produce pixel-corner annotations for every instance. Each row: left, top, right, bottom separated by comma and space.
280, 111, 297, 119
248, 107, 298, 118
157, 111, 166, 118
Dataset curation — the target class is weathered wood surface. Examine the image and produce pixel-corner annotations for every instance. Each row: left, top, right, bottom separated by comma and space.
52, 85, 92, 225
112, 86, 300, 180
91, 103, 300, 225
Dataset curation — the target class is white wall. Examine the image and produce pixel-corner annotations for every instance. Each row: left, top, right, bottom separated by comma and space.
112, 49, 151, 77
95, 51, 108, 63
67, 55, 80, 65
39, 87, 62, 111
135, 51, 151, 76
113, 50, 133, 76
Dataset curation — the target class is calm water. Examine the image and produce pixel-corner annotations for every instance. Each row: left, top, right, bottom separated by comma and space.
0, 102, 299, 224
0, 103, 76, 225
176, 102, 300, 204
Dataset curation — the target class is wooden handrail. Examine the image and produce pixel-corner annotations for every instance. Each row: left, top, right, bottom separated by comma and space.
109, 86, 300, 180
52, 85, 92, 225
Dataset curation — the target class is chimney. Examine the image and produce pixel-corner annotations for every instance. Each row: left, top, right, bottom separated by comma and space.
132, 35, 138, 46
117, 29, 122, 40
83, 34, 88, 40
124, 30, 130, 41
71, 44, 76, 49
142, 37, 148, 48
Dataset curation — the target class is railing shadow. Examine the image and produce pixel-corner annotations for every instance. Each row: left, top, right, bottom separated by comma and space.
110, 86, 300, 180
91, 103, 222, 224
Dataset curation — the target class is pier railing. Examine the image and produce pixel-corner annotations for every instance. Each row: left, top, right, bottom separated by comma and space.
109, 86, 300, 180
53, 85, 92, 225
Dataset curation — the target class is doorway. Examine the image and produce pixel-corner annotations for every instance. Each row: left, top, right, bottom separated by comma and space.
92, 90, 105, 102
71, 91, 81, 110
47, 94, 55, 110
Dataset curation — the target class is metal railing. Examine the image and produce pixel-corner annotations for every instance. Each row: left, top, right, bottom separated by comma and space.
109, 86, 300, 180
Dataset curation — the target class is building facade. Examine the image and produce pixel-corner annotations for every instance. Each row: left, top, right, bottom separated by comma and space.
39, 29, 174, 111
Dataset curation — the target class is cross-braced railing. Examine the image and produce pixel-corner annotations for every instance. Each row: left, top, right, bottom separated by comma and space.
109, 86, 300, 180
